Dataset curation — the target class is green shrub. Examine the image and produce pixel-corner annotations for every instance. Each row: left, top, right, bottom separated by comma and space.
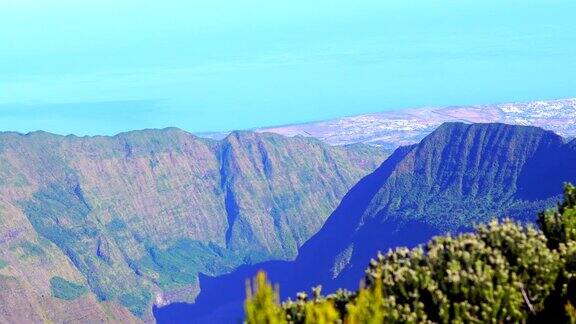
243, 183, 576, 323
567, 301, 576, 324
245, 271, 285, 324
362, 220, 559, 323
539, 183, 576, 248
281, 286, 341, 324
537, 183, 576, 322
50, 276, 88, 301
304, 300, 339, 324
345, 280, 384, 324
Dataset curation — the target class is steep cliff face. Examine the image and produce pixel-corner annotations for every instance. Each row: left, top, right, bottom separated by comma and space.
173, 123, 576, 323
217, 132, 382, 258
0, 128, 387, 321
297, 123, 574, 291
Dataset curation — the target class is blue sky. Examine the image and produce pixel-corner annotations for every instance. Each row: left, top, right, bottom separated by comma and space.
1, 0, 575, 135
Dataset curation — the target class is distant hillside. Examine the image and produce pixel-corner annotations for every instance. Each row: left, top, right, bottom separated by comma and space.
172, 122, 576, 323
0, 128, 387, 321
201, 98, 576, 149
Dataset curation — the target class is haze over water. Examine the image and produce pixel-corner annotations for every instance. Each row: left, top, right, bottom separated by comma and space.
1, 0, 575, 135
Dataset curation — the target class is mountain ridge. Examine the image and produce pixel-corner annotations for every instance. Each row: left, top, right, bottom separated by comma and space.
300, 122, 572, 291
165, 122, 576, 323
0, 128, 388, 321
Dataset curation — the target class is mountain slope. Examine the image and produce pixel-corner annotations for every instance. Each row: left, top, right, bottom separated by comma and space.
173, 122, 576, 323
296, 123, 574, 291
0, 128, 387, 321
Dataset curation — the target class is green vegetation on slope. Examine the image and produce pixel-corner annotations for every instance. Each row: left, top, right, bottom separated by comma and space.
245, 183, 576, 323
7, 240, 48, 263
118, 289, 152, 317
50, 276, 88, 301
23, 184, 154, 312
0, 128, 386, 319
131, 239, 239, 289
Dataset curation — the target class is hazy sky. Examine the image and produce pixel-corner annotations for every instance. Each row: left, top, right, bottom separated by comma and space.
1, 0, 575, 135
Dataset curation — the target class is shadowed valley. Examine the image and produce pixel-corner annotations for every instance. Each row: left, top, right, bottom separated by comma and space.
162, 122, 576, 323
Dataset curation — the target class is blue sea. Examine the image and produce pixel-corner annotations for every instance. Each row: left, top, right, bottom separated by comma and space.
1, 0, 575, 135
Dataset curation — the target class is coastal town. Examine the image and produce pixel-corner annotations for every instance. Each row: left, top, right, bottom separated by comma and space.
256, 98, 576, 149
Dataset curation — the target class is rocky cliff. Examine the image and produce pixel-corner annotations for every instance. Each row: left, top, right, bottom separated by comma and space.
0, 128, 387, 321
172, 123, 576, 323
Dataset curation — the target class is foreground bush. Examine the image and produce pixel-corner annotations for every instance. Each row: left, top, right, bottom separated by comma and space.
245, 272, 284, 324
245, 184, 576, 323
